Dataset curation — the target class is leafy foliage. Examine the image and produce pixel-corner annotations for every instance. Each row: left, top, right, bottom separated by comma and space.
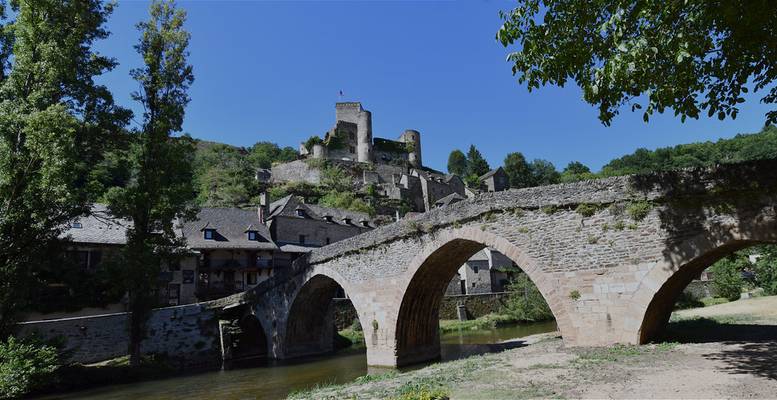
318, 191, 374, 215
529, 159, 560, 186
709, 255, 746, 301
466, 145, 490, 178
502, 273, 553, 322
0, 0, 129, 335
498, 1, 777, 125
446, 149, 467, 176
104, 0, 197, 366
0, 336, 60, 399
503, 152, 533, 188
560, 161, 596, 183
602, 126, 777, 175
751, 246, 777, 295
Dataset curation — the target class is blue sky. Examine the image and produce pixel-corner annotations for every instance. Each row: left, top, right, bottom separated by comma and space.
96, 1, 772, 172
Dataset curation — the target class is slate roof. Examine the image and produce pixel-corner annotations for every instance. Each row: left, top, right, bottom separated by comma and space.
60, 204, 130, 245
467, 249, 490, 262
267, 195, 373, 227
479, 166, 506, 181
434, 192, 466, 208
181, 208, 277, 250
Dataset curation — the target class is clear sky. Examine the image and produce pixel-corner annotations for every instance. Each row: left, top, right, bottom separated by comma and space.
96, 0, 772, 173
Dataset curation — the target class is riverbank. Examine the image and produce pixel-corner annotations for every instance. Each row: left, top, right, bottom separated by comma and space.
290, 296, 777, 399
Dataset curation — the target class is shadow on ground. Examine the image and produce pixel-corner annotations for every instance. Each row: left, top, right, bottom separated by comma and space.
663, 318, 777, 381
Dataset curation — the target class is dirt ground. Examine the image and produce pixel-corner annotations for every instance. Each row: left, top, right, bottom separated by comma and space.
292, 296, 777, 399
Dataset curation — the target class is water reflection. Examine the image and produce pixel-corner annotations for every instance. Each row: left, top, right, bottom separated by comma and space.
39, 320, 557, 400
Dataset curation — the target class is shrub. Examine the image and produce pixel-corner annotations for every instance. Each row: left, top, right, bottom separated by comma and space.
0, 337, 60, 399
502, 274, 553, 322
752, 245, 777, 295
350, 318, 362, 332
575, 203, 598, 217
710, 255, 746, 301
626, 200, 652, 221
318, 190, 374, 215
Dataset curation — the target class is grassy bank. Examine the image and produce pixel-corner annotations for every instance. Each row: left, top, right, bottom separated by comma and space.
439, 313, 552, 334
287, 334, 678, 400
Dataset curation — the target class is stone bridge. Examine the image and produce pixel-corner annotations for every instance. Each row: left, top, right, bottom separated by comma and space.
217, 159, 777, 368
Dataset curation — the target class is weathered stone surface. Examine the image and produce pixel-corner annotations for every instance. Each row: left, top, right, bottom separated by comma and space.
241, 159, 777, 367
18, 303, 221, 367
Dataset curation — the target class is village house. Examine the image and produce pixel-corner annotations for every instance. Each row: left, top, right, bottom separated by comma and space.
40, 193, 378, 310
446, 248, 519, 295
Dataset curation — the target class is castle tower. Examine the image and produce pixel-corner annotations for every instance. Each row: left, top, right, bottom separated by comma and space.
399, 129, 422, 167
357, 110, 373, 163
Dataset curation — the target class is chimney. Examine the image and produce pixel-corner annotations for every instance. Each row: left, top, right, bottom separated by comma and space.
258, 192, 269, 224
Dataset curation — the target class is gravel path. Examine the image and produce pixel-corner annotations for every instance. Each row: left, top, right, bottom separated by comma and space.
292, 296, 777, 399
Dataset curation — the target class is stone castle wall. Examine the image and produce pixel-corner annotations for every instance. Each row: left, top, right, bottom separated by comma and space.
17, 303, 221, 367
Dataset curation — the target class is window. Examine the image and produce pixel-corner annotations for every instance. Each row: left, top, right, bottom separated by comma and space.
295, 209, 305, 217
247, 231, 257, 241
299, 234, 306, 244
326, 237, 331, 245
473, 266, 479, 274
349, 146, 356, 153
204, 229, 215, 240
247, 272, 257, 285
71, 222, 82, 229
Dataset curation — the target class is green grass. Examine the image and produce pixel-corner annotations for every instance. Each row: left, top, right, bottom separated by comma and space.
438, 314, 517, 334
701, 297, 730, 307
573, 342, 677, 366
338, 328, 365, 347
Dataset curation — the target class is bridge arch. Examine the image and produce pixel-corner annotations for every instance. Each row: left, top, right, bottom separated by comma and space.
393, 227, 569, 366
281, 268, 366, 358
635, 219, 777, 344
233, 313, 269, 360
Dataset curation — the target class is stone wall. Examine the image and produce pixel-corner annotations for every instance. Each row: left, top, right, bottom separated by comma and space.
439, 293, 511, 320
17, 303, 221, 367
271, 160, 322, 185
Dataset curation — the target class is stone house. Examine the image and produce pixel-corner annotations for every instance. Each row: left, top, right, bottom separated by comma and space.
446, 248, 520, 295
51, 204, 199, 315
181, 207, 278, 301
265, 195, 373, 250
479, 167, 509, 192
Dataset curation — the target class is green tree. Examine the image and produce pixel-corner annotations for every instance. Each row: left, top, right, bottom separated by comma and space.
0, 336, 60, 398
104, 0, 196, 366
466, 145, 491, 178
194, 143, 255, 207
752, 246, 777, 295
559, 161, 595, 183
497, 1, 777, 125
503, 152, 533, 189
447, 149, 468, 176
601, 126, 777, 176
709, 255, 745, 301
502, 273, 553, 322
529, 159, 560, 186
247, 141, 297, 169
0, 0, 128, 336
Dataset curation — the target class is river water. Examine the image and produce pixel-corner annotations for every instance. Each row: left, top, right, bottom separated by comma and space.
43, 321, 557, 400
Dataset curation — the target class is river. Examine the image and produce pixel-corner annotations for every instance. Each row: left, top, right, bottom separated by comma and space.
42, 320, 557, 400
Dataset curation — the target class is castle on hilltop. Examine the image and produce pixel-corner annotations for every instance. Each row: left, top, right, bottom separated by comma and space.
266, 102, 506, 213
298, 102, 423, 167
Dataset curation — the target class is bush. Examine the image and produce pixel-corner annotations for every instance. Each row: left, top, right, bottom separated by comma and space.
752, 245, 777, 295
0, 336, 60, 399
501, 274, 553, 322
710, 255, 746, 301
